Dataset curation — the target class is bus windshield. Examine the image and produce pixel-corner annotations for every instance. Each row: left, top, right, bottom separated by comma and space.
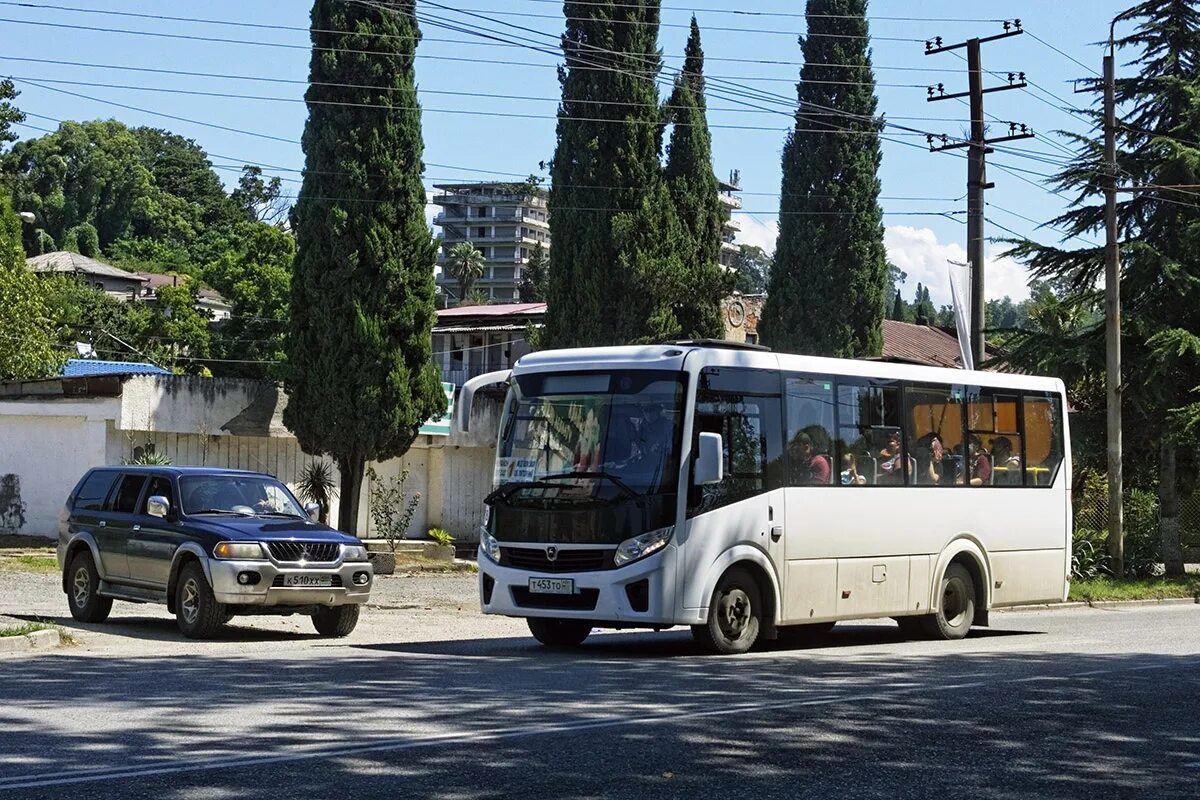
495, 370, 685, 500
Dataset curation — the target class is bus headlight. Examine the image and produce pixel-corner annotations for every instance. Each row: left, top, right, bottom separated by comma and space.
480, 529, 501, 563
613, 527, 674, 567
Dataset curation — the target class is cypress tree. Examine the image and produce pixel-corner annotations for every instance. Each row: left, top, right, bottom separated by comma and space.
663, 18, 730, 340
0, 192, 62, 379
284, 0, 445, 534
760, 0, 887, 357
544, 1, 667, 347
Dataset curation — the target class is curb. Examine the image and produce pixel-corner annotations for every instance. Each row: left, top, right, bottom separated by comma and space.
1001, 597, 1200, 612
0, 628, 63, 654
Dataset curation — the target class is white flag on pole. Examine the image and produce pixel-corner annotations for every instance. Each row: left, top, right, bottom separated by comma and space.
948, 260, 974, 371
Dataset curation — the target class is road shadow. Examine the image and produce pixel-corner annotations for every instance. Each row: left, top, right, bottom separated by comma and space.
5, 612, 322, 644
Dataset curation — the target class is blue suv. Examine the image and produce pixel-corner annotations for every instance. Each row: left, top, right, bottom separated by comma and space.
58, 466, 373, 639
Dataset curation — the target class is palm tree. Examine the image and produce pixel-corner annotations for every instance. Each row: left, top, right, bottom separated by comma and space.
445, 242, 486, 305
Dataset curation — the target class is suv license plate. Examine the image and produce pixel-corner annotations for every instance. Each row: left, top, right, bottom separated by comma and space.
283, 574, 332, 588
528, 577, 574, 595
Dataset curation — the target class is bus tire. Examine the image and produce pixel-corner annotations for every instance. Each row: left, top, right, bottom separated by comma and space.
692, 567, 761, 655
528, 617, 592, 647
919, 563, 975, 641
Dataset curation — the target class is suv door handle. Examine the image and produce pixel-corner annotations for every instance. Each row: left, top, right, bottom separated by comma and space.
770, 525, 783, 541
132, 524, 141, 532
98, 521, 106, 527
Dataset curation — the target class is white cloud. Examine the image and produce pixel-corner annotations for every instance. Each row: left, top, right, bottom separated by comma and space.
884, 225, 1031, 307
734, 215, 778, 253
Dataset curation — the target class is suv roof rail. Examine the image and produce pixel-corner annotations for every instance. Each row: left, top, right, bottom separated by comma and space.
664, 339, 771, 352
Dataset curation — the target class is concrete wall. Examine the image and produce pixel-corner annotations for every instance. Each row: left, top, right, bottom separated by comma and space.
0, 398, 117, 537
0, 375, 505, 543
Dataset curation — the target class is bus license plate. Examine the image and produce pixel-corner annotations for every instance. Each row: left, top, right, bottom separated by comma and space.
528, 577, 574, 595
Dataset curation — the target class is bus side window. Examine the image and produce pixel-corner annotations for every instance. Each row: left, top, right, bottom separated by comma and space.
837, 382, 905, 486
689, 371, 783, 513
904, 385, 964, 486
784, 374, 835, 486
1023, 394, 1065, 486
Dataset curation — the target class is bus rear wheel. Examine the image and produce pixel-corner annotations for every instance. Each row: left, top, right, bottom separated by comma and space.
528, 617, 592, 647
692, 567, 761, 655
918, 563, 976, 641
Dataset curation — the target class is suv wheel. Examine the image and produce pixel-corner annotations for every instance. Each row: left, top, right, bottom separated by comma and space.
66, 550, 113, 623
175, 562, 227, 639
312, 605, 360, 637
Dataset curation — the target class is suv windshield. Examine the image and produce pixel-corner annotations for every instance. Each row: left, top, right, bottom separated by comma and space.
497, 370, 685, 499
180, 475, 305, 517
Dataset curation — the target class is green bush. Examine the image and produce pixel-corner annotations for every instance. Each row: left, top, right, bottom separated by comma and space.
1072, 485, 1162, 579
123, 450, 172, 465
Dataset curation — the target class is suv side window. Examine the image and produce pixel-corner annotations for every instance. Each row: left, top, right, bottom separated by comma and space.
73, 471, 119, 511
139, 476, 174, 514
112, 475, 148, 513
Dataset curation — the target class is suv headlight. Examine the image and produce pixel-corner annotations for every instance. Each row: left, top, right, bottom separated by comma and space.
213, 541, 266, 560
480, 528, 501, 563
343, 545, 369, 562
613, 526, 673, 567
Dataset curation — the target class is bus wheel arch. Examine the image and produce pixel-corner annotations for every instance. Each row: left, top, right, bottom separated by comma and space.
697, 549, 780, 635
932, 539, 991, 628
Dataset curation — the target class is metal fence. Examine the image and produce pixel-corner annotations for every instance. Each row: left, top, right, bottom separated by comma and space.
1072, 490, 1200, 576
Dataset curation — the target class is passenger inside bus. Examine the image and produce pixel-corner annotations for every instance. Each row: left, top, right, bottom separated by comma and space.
840, 453, 867, 485
877, 430, 904, 483
964, 437, 991, 486
788, 432, 831, 485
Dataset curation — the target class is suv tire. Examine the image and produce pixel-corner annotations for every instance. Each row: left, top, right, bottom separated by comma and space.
175, 562, 227, 639
66, 550, 113, 623
312, 604, 360, 637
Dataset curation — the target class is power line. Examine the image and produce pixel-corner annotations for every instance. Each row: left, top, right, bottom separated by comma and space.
515, 0, 1006, 23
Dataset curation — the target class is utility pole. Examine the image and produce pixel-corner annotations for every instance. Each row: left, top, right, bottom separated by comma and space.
1102, 34, 1123, 577
925, 20, 1033, 367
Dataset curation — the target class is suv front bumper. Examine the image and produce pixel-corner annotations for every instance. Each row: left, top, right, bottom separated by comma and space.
208, 558, 373, 607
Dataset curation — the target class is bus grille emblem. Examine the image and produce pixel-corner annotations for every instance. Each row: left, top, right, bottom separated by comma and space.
545, 546, 558, 562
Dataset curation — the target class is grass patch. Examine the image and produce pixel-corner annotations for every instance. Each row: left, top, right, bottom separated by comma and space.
0, 621, 77, 646
1069, 576, 1200, 602
0, 554, 59, 574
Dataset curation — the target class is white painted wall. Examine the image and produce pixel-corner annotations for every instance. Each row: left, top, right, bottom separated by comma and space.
0, 376, 502, 542
0, 398, 116, 537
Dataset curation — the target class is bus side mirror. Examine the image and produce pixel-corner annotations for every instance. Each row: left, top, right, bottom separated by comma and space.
693, 433, 724, 486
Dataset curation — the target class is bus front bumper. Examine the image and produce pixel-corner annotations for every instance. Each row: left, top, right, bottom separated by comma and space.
477, 547, 685, 625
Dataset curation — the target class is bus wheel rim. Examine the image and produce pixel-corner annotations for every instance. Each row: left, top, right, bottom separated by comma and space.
943, 578, 968, 626
718, 588, 751, 639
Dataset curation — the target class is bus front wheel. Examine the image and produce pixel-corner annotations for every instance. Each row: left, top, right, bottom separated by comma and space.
918, 563, 976, 641
692, 567, 761, 655
528, 617, 592, 647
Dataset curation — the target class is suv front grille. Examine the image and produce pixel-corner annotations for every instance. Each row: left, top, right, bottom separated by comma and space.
500, 546, 612, 573
266, 541, 341, 563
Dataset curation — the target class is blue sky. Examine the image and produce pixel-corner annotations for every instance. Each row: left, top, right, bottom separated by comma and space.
2, 0, 1132, 305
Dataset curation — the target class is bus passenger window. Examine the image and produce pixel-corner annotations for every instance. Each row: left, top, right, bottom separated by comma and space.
905, 386, 964, 486
837, 382, 905, 485
1023, 394, 1065, 486
966, 389, 1022, 486
784, 375, 834, 486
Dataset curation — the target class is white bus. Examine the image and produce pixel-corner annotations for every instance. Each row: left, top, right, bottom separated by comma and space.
458, 342, 1070, 654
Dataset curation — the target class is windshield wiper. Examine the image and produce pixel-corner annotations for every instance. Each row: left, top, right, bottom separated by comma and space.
189, 508, 253, 517
484, 481, 570, 505
255, 511, 307, 519
535, 471, 641, 502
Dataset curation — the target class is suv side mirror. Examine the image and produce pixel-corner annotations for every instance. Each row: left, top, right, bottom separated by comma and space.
304, 501, 320, 521
147, 495, 170, 519
693, 432, 724, 486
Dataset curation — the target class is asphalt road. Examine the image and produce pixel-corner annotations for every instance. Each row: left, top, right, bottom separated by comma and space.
1, 572, 1198, 799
